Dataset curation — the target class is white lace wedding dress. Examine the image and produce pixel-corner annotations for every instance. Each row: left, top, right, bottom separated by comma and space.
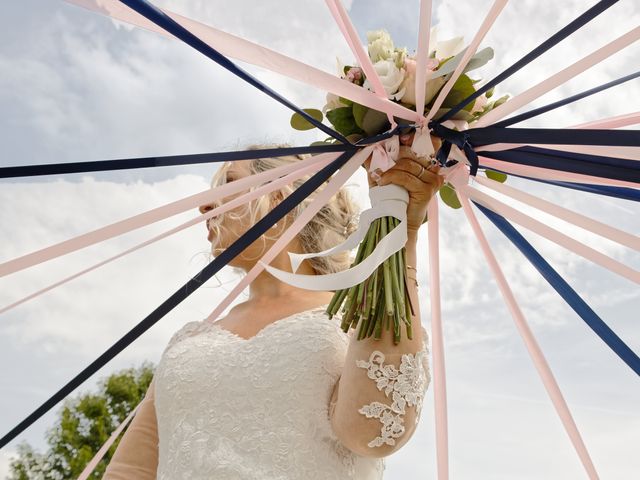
153, 303, 430, 479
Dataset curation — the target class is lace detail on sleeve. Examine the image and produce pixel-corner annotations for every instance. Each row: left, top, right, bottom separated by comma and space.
354, 333, 431, 448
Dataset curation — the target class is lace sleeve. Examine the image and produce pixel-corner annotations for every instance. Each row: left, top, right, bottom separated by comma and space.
354, 325, 431, 449
103, 378, 159, 479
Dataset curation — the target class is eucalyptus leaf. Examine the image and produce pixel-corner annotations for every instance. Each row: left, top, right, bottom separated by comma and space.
485, 169, 508, 183
290, 108, 324, 131
439, 183, 462, 209
493, 94, 509, 107
431, 46, 494, 79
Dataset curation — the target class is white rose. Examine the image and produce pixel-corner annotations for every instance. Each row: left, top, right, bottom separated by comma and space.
399, 57, 444, 106
429, 25, 465, 59
435, 36, 465, 59
363, 58, 406, 101
367, 29, 395, 63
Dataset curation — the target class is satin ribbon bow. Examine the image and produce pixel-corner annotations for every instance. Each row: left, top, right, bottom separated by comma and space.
368, 135, 400, 182
428, 120, 479, 177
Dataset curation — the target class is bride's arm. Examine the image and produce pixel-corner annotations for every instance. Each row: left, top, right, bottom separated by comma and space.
103, 377, 159, 479
329, 230, 431, 458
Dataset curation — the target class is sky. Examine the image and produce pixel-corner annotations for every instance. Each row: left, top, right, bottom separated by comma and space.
0, 0, 639, 478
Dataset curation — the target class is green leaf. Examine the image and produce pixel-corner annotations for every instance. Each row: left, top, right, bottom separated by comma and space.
493, 94, 509, 107
440, 74, 476, 112
484, 169, 508, 183
290, 108, 324, 131
326, 106, 365, 137
352, 103, 389, 136
431, 46, 494, 79
430, 107, 475, 123
339, 96, 354, 106
352, 102, 367, 129
439, 183, 462, 209
485, 86, 495, 98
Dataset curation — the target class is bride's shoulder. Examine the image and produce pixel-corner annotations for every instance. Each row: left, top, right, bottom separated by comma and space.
163, 319, 206, 352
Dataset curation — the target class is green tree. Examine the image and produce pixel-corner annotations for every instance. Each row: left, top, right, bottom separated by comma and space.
8, 362, 155, 480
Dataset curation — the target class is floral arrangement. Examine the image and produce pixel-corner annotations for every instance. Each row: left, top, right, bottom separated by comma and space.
290, 27, 510, 344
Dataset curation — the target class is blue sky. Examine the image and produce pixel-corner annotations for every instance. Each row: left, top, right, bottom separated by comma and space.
1, 1, 639, 478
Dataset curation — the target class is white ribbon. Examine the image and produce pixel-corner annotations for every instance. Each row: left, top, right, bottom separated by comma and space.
259, 183, 409, 291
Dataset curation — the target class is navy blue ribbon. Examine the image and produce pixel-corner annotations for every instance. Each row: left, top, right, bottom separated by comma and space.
429, 122, 480, 176
491, 70, 640, 128
118, 0, 350, 145
0, 147, 359, 449
465, 127, 640, 148
479, 145, 640, 184
474, 201, 640, 377
434, 0, 620, 124
0, 143, 355, 179
428, 122, 640, 180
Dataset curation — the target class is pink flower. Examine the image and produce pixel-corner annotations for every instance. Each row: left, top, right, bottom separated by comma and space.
346, 67, 363, 83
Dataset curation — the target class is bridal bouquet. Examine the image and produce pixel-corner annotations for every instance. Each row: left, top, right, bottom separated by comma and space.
290, 27, 510, 343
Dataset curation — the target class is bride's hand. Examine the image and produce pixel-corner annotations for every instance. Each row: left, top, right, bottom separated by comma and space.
362, 132, 445, 233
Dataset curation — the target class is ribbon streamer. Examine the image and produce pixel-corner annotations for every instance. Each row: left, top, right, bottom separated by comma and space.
492, 70, 640, 128
474, 201, 640, 376
435, 0, 620, 124
1, 153, 336, 315
64, 0, 421, 123
473, 174, 640, 251
259, 183, 409, 291
0, 151, 343, 277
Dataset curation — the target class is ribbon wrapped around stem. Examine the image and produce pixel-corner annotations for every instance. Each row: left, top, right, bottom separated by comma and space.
259, 183, 409, 292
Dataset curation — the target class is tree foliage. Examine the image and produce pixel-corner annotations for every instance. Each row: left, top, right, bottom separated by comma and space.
8, 362, 155, 480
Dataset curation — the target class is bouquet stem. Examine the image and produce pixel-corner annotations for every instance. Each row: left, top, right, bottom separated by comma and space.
326, 215, 415, 345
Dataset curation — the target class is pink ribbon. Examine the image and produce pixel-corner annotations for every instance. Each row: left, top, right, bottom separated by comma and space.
478, 155, 639, 189
474, 174, 640, 251
446, 167, 640, 284
425, 0, 509, 124
475, 26, 640, 128
63, 0, 420, 123
325, 0, 397, 129
76, 402, 141, 480
454, 183, 600, 479
414, 0, 434, 116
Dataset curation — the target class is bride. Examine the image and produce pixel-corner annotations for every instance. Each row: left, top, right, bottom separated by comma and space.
102, 132, 443, 479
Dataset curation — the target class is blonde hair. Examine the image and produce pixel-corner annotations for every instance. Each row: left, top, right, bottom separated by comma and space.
206, 143, 361, 275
